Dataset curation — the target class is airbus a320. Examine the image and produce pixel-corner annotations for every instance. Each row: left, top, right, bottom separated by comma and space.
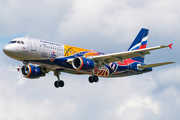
3, 28, 175, 88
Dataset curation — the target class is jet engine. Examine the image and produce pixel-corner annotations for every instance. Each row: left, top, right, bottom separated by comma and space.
21, 65, 45, 79
72, 57, 94, 70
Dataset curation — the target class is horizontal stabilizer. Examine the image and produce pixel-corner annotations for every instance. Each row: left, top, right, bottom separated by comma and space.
138, 62, 175, 69
14, 66, 21, 72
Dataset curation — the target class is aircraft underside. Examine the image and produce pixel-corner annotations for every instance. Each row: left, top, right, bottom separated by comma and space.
29, 58, 152, 78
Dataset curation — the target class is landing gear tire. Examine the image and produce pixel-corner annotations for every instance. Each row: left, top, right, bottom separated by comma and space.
54, 80, 64, 88
88, 76, 94, 83
59, 80, 64, 87
54, 81, 59, 88
93, 75, 99, 82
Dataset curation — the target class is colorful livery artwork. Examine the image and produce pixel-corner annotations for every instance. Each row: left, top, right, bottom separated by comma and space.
3, 28, 175, 88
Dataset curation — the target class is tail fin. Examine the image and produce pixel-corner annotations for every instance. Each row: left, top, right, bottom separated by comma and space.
128, 28, 149, 63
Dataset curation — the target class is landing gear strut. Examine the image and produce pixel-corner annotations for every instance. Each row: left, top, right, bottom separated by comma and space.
54, 70, 64, 88
88, 70, 99, 83
22, 60, 29, 75
23, 60, 29, 65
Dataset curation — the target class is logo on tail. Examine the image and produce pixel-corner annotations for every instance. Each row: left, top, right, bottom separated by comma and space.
128, 28, 149, 63
128, 28, 149, 51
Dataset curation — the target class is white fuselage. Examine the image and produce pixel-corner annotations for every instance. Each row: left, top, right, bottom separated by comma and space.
3, 37, 64, 61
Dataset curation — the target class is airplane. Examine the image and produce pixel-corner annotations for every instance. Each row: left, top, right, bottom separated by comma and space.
3, 28, 175, 88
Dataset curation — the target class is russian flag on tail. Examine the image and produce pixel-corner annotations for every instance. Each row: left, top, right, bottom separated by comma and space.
127, 28, 149, 63
128, 28, 149, 51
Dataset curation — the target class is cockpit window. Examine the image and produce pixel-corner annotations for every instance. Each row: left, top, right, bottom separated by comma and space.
9, 40, 25, 44
21, 41, 24, 44
11, 41, 16, 43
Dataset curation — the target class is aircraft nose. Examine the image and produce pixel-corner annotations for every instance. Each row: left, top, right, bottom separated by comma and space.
3, 44, 14, 56
3, 45, 9, 55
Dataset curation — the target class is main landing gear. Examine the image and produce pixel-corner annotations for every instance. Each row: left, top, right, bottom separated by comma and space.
54, 70, 64, 88
53, 70, 99, 88
88, 75, 99, 83
88, 70, 99, 83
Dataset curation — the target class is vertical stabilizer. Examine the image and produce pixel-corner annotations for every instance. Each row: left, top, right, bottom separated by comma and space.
128, 28, 149, 63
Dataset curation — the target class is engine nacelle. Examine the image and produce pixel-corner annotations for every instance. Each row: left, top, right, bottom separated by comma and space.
72, 57, 94, 70
21, 65, 45, 79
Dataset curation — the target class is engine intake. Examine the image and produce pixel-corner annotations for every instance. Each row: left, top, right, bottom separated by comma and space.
72, 57, 94, 70
21, 65, 45, 79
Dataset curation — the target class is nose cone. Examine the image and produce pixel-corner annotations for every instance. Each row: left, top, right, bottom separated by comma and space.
3, 44, 16, 57
3, 44, 25, 60
3, 45, 10, 55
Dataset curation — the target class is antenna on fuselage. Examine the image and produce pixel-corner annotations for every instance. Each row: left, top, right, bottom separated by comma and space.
26, 35, 29, 38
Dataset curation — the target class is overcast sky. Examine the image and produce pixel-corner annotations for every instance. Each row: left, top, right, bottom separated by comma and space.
0, 0, 180, 120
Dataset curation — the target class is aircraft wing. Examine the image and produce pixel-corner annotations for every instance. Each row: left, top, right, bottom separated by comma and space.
86, 44, 172, 66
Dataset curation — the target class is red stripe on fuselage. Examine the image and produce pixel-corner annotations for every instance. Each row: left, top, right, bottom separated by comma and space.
117, 59, 129, 66
117, 59, 139, 66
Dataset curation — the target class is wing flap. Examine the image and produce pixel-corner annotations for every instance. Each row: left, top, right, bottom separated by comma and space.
138, 62, 175, 69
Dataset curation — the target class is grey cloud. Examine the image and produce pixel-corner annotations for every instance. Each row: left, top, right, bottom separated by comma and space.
0, 0, 73, 39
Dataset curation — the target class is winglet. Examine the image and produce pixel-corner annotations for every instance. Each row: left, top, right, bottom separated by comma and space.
168, 43, 173, 49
